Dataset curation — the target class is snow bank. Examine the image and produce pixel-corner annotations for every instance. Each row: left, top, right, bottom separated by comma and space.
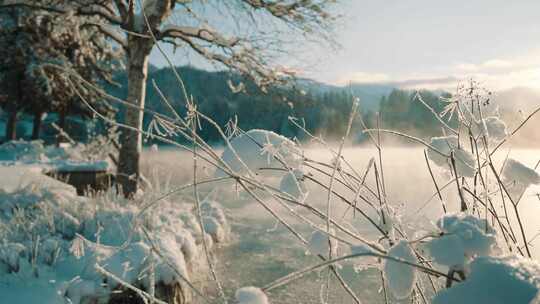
383, 240, 418, 300
425, 213, 497, 269
235, 286, 269, 304
0, 173, 229, 303
433, 256, 540, 304
427, 136, 476, 177
0, 164, 75, 192
216, 129, 302, 177
0, 140, 112, 172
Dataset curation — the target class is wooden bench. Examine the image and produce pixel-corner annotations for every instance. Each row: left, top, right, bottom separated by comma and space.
45, 161, 115, 196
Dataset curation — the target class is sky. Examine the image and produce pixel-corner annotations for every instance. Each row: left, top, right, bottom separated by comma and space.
150, 0, 540, 90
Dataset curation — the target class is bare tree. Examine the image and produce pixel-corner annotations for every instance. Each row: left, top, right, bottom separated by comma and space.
0, 0, 338, 197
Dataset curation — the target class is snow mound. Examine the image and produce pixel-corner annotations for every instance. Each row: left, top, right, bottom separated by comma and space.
173, 228, 199, 264
200, 199, 230, 243
426, 213, 497, 268
279, 169, 307, 202
0, 184, 83, 240
478, 116, 507, 141
307, 229, 338, 258
201, 199, 228, 227
81, 207, 136, 246
0, 178, 226, 303
433, 256, 540, 304
65, 239, 190, 303
503, 159, 540, 187
203, 216, 226, 243
216, 129, 302, 177
427, 136, 476, 177
502, 159, 540, 202
235, 286, 269, 304
383, 240, 418, 300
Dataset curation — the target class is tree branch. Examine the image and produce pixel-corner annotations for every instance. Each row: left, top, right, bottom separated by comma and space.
159, 24, 240, 47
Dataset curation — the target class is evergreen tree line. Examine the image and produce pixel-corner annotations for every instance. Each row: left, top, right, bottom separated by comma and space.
107, 66, 454, 145
1, 61, 455, 145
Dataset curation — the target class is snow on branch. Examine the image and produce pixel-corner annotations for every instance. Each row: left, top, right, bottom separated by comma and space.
83, 22, 127, 48
159, 24, 240, 48
77, 4, 123, 25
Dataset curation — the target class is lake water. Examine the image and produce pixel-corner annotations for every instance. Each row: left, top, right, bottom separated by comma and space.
142, 146, 540, 303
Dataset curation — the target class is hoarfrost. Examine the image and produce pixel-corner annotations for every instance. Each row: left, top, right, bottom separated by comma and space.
426, 213, 497, 269
216, 129, 302, 177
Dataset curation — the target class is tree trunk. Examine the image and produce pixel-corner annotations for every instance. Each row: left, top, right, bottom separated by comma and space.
32, 112, 43, 140
6, 111, 17, 141
117, 38, 153, 198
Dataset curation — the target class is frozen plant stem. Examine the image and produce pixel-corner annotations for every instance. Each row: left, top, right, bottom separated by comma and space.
262, 252, 458, 292
424, 150, 446, 213
450, 151, 468, 212
488, 162, 532, 258
191, 118, 227, 303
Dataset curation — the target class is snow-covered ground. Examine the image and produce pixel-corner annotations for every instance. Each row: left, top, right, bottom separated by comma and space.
0, 141, 230, 304
3, 137, 540, 303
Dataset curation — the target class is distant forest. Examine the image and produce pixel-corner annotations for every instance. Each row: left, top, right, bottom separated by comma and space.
0, 65, 455, 144
106, 66, 453, 144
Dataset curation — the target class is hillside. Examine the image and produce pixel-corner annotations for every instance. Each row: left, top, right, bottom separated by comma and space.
106, 66, 393, 143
